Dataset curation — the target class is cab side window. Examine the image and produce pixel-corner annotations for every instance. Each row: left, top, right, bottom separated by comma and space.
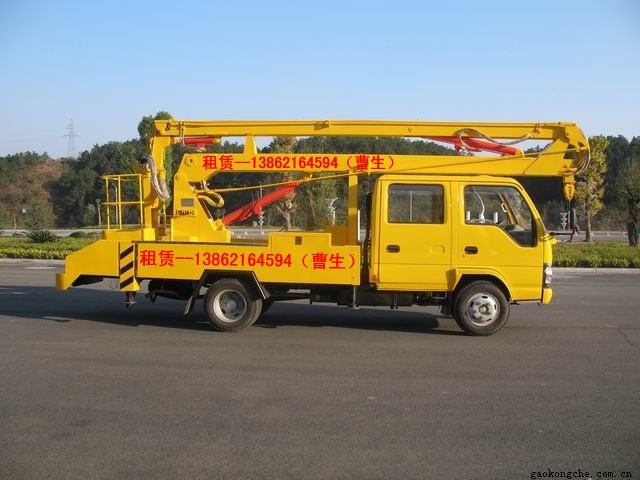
388, 184, 444, 224
464, 185, 536, 246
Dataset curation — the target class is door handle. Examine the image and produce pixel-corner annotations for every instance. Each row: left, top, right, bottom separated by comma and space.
386, 244, 400, 253
464, 246, 478, 254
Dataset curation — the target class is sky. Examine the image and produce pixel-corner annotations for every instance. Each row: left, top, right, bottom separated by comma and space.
0, 0, 638, 158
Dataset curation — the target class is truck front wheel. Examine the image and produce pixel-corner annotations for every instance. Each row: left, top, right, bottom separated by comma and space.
204, 279, 262, 332
453, 280, 510, 336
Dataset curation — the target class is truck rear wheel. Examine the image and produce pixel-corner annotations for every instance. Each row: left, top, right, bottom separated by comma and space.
453, 280, 510, 336
204, 279, 262, 332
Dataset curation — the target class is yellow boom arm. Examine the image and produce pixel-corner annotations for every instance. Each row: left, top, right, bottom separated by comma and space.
145, 119, 589, 243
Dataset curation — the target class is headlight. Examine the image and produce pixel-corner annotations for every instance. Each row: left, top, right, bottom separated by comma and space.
543, 263, 552, 288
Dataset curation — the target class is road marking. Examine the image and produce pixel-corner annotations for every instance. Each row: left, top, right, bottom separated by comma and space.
24, 266, 55, 270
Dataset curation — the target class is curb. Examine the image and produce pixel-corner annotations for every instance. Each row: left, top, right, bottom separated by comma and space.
554, 267, 640, 274
0, 259, 64, 266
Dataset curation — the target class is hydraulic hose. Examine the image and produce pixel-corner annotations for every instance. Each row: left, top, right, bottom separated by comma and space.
146, 154, 170, 203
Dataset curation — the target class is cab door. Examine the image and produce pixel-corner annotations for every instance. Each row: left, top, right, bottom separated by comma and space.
376, 180, 452, 290
455, 182, 543, 300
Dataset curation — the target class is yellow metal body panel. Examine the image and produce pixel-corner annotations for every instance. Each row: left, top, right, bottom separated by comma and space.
452, 179, 543, 301
57, 227, 168, 290
103, 227, 160, 241
56, 239, 119, 290
372, 178, 453, 291
325, 225, 349, 246
136, 232, 360, 286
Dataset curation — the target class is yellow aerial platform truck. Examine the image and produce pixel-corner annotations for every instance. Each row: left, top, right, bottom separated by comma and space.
56, 120, 589, 335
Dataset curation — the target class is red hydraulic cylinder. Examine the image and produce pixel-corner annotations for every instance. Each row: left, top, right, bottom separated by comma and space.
424, 136, 518, 155
183, 137, 218, 150
221, 182, 300, 225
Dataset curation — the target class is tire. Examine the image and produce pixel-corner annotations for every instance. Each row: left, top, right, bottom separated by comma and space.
204, 279, 262, 332
253, 298, 274, 322
453, 280, 510, 336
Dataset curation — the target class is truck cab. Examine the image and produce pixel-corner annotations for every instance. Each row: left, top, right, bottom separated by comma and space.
369, 174, 553, 334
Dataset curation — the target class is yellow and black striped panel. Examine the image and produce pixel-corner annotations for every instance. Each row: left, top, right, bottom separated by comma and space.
118, 244, 139, 291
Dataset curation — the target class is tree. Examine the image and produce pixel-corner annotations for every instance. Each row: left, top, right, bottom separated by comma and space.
51, 140, 147, 226
603, 135, 630, 205
137, 111, 173, 144
615, 159, 640, 247
0, 152, 60, 228
574, 136, 608, 242
296, 174, 339, 230
52, 166, 99, 227
630, 136, 640, 161
25, 201, 48, 230
267, 136, 297, 230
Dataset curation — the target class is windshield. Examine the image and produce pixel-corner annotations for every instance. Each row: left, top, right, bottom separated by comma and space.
464, 185, 536, 246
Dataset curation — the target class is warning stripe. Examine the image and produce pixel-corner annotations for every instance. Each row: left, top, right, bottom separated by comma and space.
120, 261, 134, 274
119, 244, 136, 290
120, 245, 134, 260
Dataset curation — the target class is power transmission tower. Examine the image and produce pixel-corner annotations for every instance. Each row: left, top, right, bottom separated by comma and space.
65, 119, 79, 159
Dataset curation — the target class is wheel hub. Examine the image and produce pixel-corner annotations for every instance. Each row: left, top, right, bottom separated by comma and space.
466, 293, 500, 326
213, 289, 248, 322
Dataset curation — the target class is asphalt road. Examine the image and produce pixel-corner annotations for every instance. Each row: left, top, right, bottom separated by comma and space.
1, 265, 639, 480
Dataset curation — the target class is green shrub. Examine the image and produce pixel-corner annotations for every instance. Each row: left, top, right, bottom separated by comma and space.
27, 230, 57, 243
69, 231, 88, 238
553, 241, 640, 268
0, 237, 93, 259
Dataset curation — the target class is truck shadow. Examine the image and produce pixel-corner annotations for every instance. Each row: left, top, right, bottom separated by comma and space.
257, 303, 464, 336
0, 285, 463, 336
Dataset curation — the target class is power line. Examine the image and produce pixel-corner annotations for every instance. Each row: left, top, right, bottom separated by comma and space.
64, 119, 78, 159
